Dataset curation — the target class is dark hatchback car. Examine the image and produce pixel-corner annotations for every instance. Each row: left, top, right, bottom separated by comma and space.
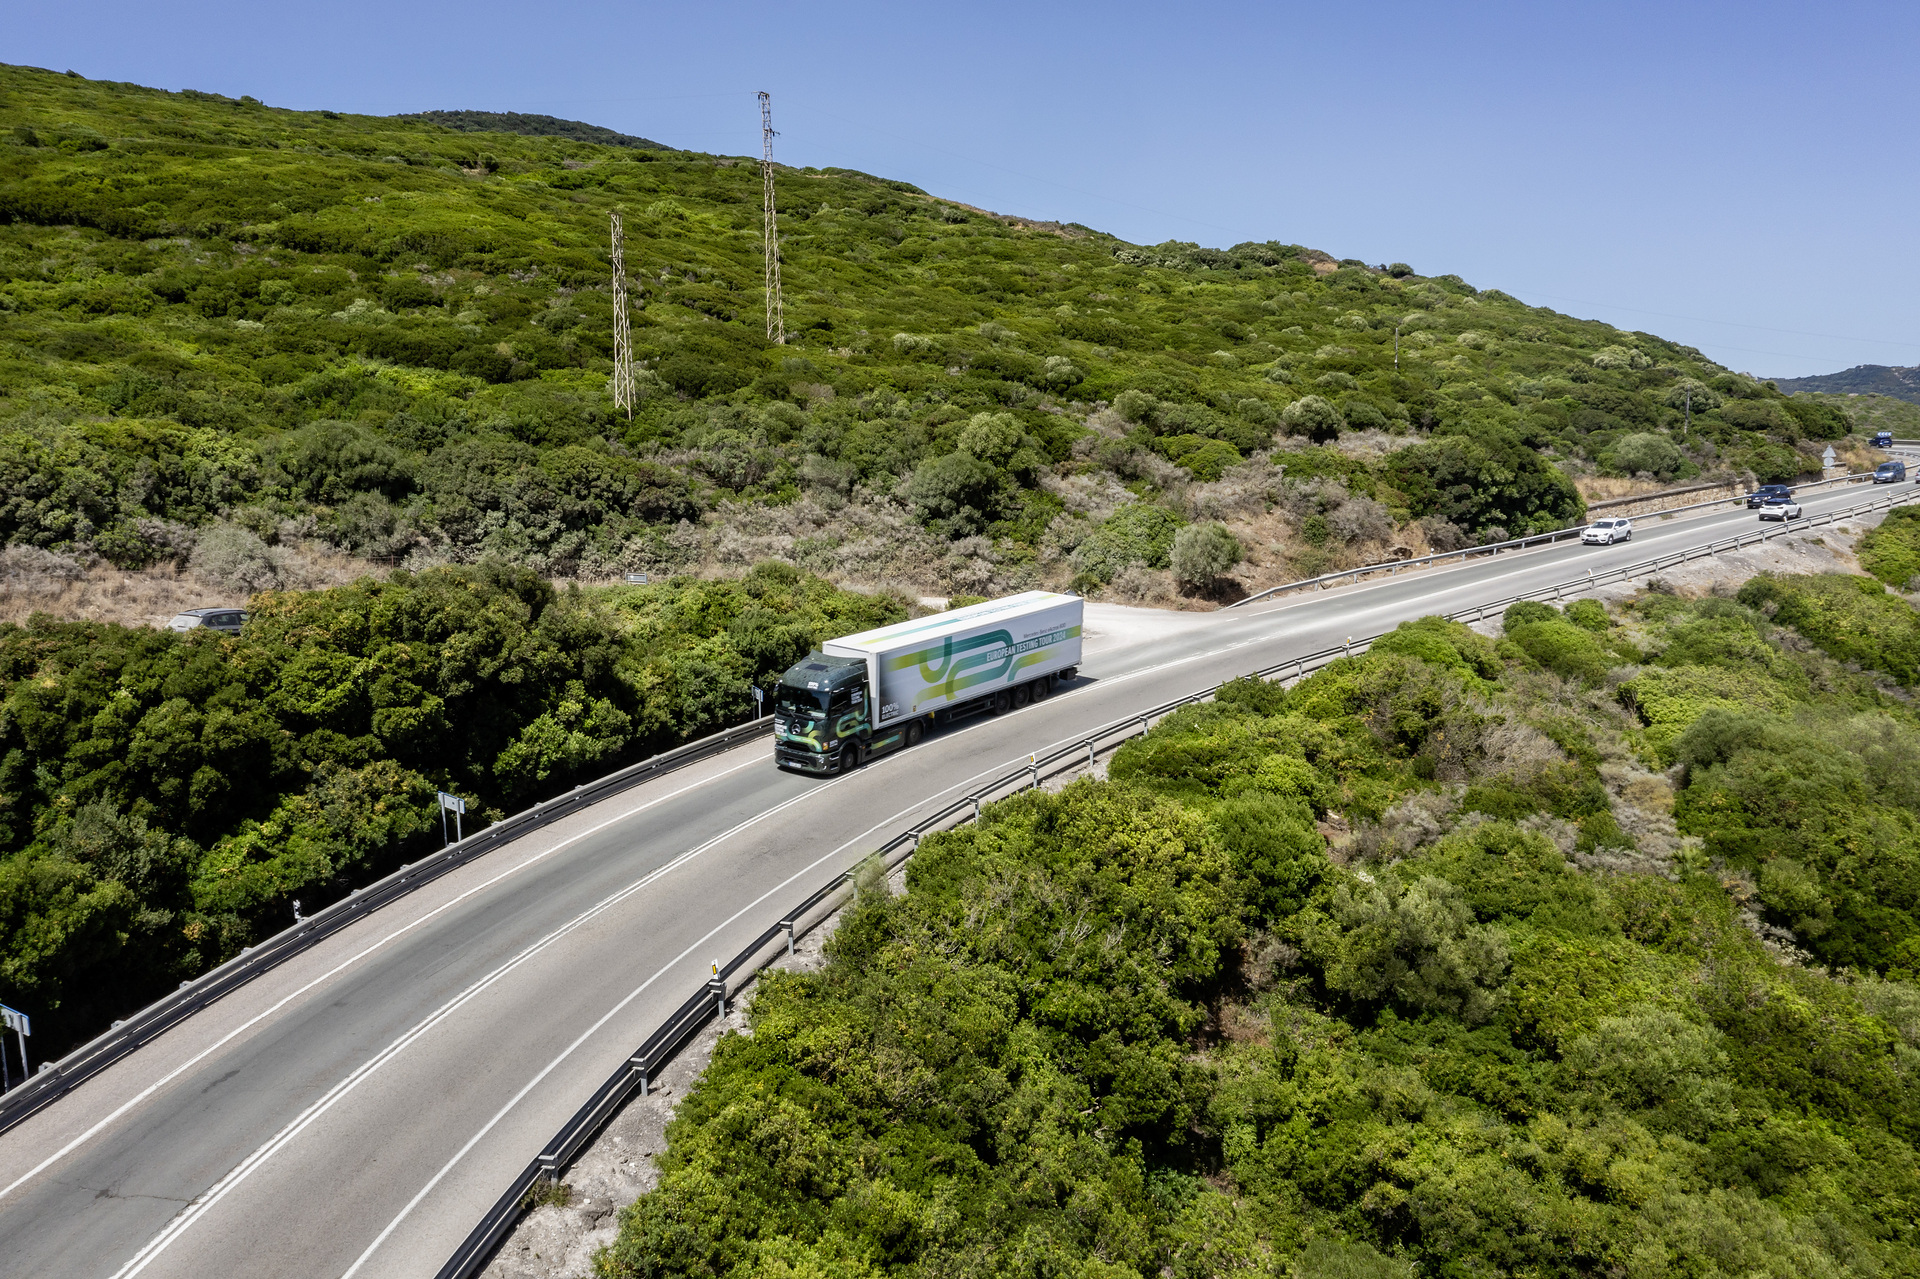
1873, 431, 1895, 448
167, 607, 247, 634
1746, 484, 1793, 508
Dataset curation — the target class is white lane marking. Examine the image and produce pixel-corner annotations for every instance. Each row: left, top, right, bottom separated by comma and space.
105, 779, 838, 1279
0, 750, 770, 1205
340, 785, 952, 1276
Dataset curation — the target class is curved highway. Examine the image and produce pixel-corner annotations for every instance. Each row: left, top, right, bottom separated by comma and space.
0, 481, 1901, 1278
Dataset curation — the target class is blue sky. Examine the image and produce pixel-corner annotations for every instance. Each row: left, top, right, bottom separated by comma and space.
12, 0, 1917, 377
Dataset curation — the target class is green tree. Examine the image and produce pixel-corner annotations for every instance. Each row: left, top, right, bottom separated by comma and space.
1280, 394, 1345, 442
1170, 521, 1243, 588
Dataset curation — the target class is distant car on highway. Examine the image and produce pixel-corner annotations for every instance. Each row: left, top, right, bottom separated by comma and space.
1581, 517, 1633, 545
1872, 431, 1895, 448
1875, 460, 1907, 484
167, 607, 246, 634
1746, 484, 1793, 508
1757, 495, 1803, 521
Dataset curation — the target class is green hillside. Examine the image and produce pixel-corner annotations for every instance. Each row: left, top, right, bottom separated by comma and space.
1775, 365, 1920, 406
394, 109, 671, 151
1792, 391, 1920, 440
0, 64, 1859, 600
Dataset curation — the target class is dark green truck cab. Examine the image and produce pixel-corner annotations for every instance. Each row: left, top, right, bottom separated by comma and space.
771, 653, 918, 775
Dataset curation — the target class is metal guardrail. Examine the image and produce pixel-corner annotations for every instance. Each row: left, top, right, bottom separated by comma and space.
437, 481, 1920, 1278
0, 714, 776, 1137
1228, 470, 1879, 609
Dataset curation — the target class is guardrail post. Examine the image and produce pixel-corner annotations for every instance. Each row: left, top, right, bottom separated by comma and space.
707, 973, 726, 1019
780, 920, 795, 957
971, 796, 981, 820
1086, 740, 1097, 767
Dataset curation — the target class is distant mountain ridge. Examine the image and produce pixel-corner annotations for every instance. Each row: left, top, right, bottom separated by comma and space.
1774, 363, 1920, 404
396, 109, 671, 151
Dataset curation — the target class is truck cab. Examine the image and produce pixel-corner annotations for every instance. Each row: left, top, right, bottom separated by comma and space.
773, 653, 914, 774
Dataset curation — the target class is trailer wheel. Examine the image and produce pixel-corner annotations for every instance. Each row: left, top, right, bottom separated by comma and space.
988, 690, 1012, 715
1011, 683, 1032, 709
1032, 674, 1052, 700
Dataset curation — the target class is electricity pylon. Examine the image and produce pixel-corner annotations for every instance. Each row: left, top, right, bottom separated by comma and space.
759, 91, 785, 345
610, 210, 634, 419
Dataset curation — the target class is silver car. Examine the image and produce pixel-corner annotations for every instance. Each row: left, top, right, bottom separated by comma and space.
1757, 496, 1802, 521
1581, 517, 1633, 545
167, 607, 247, 634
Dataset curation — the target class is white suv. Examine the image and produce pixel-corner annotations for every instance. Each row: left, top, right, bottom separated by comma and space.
1582, 518, 1633, 545
167, 607, 247, 634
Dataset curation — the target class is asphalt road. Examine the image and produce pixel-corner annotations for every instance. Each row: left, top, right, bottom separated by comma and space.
0, 479, 1904, 1279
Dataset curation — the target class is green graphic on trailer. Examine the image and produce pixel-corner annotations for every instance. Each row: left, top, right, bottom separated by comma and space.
882, 625, 1081, 709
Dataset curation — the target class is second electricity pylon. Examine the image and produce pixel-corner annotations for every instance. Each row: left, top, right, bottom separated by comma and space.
610, 210, 634, 420
758, 91, 785, 345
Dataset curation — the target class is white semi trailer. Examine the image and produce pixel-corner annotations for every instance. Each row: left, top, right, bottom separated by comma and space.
772, 591, 1084, 774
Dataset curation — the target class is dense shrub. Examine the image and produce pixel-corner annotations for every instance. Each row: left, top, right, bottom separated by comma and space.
1384, 423, 1585, 537
1607, 430, 1688, 479
1070, 504, 1185, 587
1279, 394, 1345, 442
1737, 573, 1920, 685
1169, 521, 1243, 588
1859, 505, 1920, 589
1503, 618, 1614, 683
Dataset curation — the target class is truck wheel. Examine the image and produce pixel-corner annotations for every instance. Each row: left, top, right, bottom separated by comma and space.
1011, 683, 1032, 709
1032, 675, 1052, 701
838, 744, 861, 774
988, 690, 1012, 715
905, 721, 923, 748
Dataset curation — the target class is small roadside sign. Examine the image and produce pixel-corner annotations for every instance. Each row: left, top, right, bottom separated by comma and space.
625, 573, 650, 585
2, 1003, 30, 1083
437, 791, 466, 846
1822, 445, 1837, 466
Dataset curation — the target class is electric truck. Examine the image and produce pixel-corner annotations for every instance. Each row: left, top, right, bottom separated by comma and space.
772, 591, 1084, 774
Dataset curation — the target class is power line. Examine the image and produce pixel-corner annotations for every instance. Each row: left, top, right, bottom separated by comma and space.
610, 211, 634, 420
759, 91, 786, 346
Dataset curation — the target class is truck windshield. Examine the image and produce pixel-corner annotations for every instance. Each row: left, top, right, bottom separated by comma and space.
775, 687, 830, 718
